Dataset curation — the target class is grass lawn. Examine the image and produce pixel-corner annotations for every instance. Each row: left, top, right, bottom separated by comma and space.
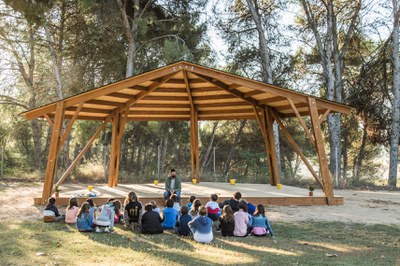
0, 220, 399, 265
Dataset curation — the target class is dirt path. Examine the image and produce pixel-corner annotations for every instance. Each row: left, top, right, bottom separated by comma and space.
0, 182, 399, 225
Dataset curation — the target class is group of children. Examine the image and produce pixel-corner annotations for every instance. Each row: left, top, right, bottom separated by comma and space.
43, 191, 274, 243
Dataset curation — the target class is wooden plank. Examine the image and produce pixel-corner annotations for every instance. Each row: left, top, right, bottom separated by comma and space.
54, 116, 111, 191
41, 102, 64, 204
308, 97, 334, 204
34, 196, 344, 207
199, 109, 254, 115
270, 109, 324, 188
140, 95, 189, 102
275, 102, 309, 111
287, 98, 316, 148
259, 96, 287, 104
86, 99, 125, 108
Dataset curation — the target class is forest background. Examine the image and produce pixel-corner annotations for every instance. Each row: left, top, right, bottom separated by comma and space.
0, 0, 398, 189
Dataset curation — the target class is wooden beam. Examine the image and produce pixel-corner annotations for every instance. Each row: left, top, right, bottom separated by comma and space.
130, 103, 191, 109
65, 106, 112, 115
259, 96, 287, 104
44, 114, 53, 128
270, 109, 324, 188
140, 95, 189, 102
57, 103, 83, 154
308, 97, 334, 204
319, 109, 331, 124
287, 98, 316, 148
86, 99, 125, 108
129, 110, 189, 115
54, 116, 111, 191
194, 109, 200, 183
41, 102, 64, 204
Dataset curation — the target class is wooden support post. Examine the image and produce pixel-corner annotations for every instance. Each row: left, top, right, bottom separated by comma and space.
194, 108, 200, 183
253, 106, 274, 185
108, 110, 128, 187
41, 102, 64, 204
53, 116, 111, 190
308, 97, 334, 204
184, 70, 200, 183
265, 108, 280, 186
270, 109, 324, 188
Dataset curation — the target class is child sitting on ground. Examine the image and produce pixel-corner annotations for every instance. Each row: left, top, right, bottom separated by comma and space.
206, 194, 220, 221
175, 205, 192, 236
189, 199, 202, 219
233, 200, 250, 237
218, 205, 234, 237
112, 200, 124, 224
65, 197, 79, 224
76, 202, 93, 232
162, 199, 179, 229
170, 194, 180, 213
124, 191, 143, 231
251, 204, 274, 237
187, 195, 196, 209
93, 201, 115, 233
141, 203, 164, 234
188, 206, 213, 243
220, 191, 242, 213
149, 200, 160, 214
43, 197, 64, 222
85, 198, 97, 219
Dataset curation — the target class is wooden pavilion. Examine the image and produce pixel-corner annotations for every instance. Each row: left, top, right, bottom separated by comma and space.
21, 61, 352, 205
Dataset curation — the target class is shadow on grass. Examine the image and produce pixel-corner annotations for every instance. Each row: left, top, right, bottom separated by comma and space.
1, 220, 400, 265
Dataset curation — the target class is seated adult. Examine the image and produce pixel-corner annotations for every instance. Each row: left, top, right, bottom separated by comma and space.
164, 168, 182, 201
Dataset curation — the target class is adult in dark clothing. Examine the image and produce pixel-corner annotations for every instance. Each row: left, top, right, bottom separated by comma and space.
220, 191, 242, 213
175, 205, 192, 236
141, 203, 164, 234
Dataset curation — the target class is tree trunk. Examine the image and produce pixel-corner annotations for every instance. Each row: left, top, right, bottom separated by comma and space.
355, 124, 368, 182
200, 121, 218, 174
389, 0, 400, 187
245, 0, 282, 178
115, 0, 140, 77
223, 121, 246, 180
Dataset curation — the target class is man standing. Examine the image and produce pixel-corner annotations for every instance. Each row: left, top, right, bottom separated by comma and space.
164, 168, 182, 201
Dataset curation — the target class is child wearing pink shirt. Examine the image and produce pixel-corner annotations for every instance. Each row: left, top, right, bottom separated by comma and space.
65, 198, 79, 224
233, 201, 249, 237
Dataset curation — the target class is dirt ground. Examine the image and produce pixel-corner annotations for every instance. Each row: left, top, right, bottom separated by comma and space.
0, 182, 399, 225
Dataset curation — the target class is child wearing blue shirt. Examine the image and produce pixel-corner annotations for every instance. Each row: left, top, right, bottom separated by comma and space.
76, 202, 94, 232
251, 204, 274, 237
162, 199, 179, 229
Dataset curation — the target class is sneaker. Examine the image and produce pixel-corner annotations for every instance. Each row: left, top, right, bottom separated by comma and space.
95, 227, 101, 233
104, 227, 110, 233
